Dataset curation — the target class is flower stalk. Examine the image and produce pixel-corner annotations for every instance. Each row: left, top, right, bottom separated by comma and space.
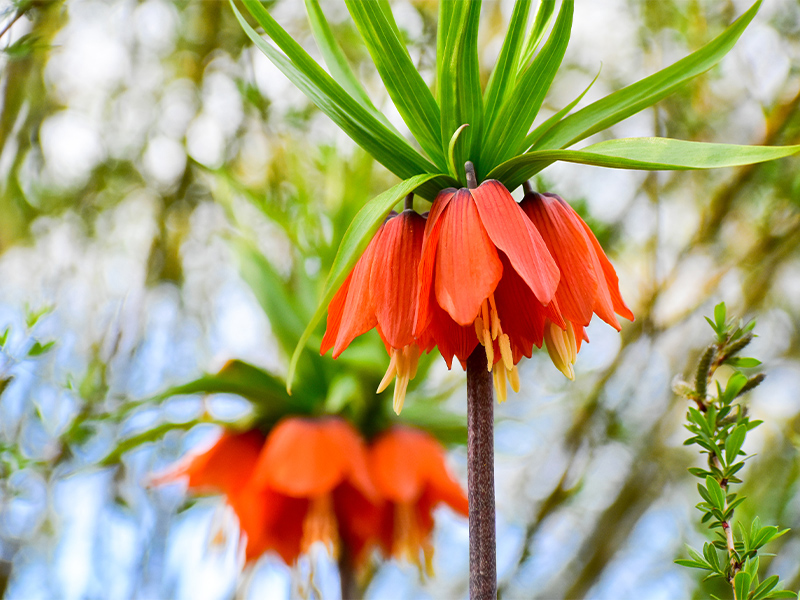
465, 161, 497, 600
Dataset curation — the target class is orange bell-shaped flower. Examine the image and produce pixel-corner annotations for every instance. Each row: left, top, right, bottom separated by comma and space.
367, 426, 468, 575
414, 180, 564, 401
520, 187, 634, 379
322, 204, 434, 413
246, 417, 382, 565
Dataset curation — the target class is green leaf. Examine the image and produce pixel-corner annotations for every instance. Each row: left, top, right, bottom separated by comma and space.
479, 0, 573, 175
27, 340, 55, 357
764, 591, 799, 599
714, 302, 727, 330
447, 124, 470, 183
438, 0, 483, 182
0, 326, 9, 347
231, 239, 307, 358
344, 0, 446, 170
232, 0, 442, 197
734, 571, 752, 600
533, 0, 763, 150
725, 424, 747, 466
723, 371, 749, 402
483, 0, 532, 133
25, 305, 52, 328
703, 542, 721, 573
674, 558, 713, 571
325, 373, 362, 413
489, 137, 800, 191
753, 525, 783, 549
522, 63, 602, 151
155, 359, 291, 406
303, 0, 393, 132
518, 0, 556, 69
727, 357, 762, 368
706, 476, 726, 512
287, 173, 444, 392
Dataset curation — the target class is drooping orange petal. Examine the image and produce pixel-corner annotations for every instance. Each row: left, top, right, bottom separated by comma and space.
322, 418, 380, 503
521, 192, 598, 326
371, 211, 426, 349
435, 189, 503, 326
427, 294, 479, 369
415, 188, 456, 337
471, 180, 560, 305
321, 271, 351, 356
333, 481, 384, 566
493, 253, 564, 353
369, 427, 467, 518
253, 418, 348, 496
369, 428, 428, 503
577, 216, 635, 323
154, 430, 265, 496
332, 231, 380, 357
229, 483, 308, 563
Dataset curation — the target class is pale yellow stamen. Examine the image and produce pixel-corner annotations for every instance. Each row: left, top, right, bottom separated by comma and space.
544, 321, 577, 380
301, 494, 339, 558
474, 316, 485, 342
378, 345, 421, 415
508, 365, 520, 393
498, 333, 513, 371
483, 329, 494, 371
488, 294, 501, 340
474, 293, 519, 381
493, 364, 508, 403
394, 502, 434, 577
377, 350, 399, 393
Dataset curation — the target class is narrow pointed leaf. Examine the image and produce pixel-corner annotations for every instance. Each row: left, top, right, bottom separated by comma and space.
735, 572, 752, 600
483, 0, 532, 130
438, 0, 483, 182
706, 476, 726, 511
303, 0, 395, 132
344, 0, 446, 170
519, 0, 556, 69
231, 239, 308, 357
724, 424, 747, 466
479, 0, 573, 174
522, 64, 601, 151
488, 137, 800, 191
152, 359, 308, 419
233, 0, 440, 195
287, 173, 445, 392
534, 0, 762, 151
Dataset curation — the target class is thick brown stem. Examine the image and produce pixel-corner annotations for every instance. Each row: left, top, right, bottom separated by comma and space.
338, 551, 359, 600
467, 346, 496, 600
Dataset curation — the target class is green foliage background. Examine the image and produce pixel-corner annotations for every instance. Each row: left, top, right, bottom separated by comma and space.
0, 0, 799, 598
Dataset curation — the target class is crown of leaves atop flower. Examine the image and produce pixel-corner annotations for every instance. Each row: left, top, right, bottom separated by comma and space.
228, 0, 800, 391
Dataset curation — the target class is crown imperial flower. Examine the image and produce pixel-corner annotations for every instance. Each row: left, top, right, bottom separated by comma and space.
154, 419, 380, 566
414, 179, 564, 401
368, 427, 469, 575
322, 206, 433, 414
520, 188, 634, 378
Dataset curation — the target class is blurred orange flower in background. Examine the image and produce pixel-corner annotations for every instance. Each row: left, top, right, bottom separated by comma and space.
368, 427, 469, 575
155, 418, 468, 573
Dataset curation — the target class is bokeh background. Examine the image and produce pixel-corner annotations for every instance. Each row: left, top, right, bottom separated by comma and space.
0, 0, 799, 598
